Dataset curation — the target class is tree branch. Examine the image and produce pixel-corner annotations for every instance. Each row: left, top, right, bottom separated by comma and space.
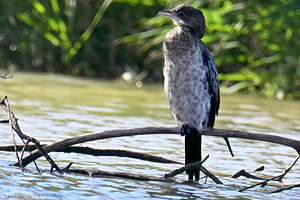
62, 163, 174, 182
239, 155, 299, 192
270, 183, 300, 193
231, 169, 268, 180
164, 154, 209, 178
13, 126, 300, 167
1, 96, 62, 173
0, 144, 182, 164
0, 71, 13, 79
164, 154, 223, 184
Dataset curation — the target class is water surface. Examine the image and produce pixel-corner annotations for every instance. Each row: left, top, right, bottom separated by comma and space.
0, 72, 299, 199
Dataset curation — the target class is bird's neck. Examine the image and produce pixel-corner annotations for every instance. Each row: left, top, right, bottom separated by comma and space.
164, 26, 196, 44
163, 26, 205, 65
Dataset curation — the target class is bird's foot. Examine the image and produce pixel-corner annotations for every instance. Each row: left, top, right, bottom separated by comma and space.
180, 124, 198, 136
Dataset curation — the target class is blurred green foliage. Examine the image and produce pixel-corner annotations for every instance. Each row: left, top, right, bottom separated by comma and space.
0, 0, 299, 99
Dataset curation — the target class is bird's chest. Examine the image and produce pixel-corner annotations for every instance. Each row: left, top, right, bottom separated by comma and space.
163, 55, 208, 105
163, 38, 208, 98
162, 32, 211, 129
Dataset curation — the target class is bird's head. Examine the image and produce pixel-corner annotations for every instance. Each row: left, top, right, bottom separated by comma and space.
158, 4, 206, 39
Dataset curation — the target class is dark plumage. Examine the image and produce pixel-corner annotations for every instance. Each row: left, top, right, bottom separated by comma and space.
159, 4, 233, 181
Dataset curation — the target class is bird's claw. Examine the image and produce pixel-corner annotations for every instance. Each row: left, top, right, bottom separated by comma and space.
180, 124, 198, 136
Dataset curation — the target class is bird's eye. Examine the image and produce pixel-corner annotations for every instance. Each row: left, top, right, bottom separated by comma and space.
178, 12, 184, 17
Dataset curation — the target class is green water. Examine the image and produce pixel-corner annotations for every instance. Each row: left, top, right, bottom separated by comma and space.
0, 72, 299, 199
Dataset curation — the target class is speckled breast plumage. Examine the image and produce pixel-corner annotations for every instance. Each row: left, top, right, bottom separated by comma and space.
163, 27, 211, 130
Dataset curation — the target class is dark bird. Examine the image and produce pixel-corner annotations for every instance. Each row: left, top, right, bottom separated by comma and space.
159, 4, 234, 181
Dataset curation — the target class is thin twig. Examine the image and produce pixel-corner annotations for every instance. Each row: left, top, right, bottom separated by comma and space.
239, 175, 281, 192
14, 128, 40, 173
1, 96, 62, 174
164, 155, 223, 184
0, 71, 13, 79
231, 169, 268, 180
239, 155, 299, 192
274, 155, 299, 182
20, 140, 30, 162
165, 154, 209, 178
253, 165, 264, 172
62, 163, 174, 183
270, 183, 300, 193
4, 96, 24, 170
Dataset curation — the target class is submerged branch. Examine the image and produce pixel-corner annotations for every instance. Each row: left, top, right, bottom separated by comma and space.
231, 169, 268, 180
239, 174, 282, 192
274, 155, 299, 182
270, 183, 300, 193
63, 163, 174, 182
239, 155, 300, 192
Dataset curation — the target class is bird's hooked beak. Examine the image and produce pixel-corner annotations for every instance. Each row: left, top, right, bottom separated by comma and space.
158, 10, 188, 27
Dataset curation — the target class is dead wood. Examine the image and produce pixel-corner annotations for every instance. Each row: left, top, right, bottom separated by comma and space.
0, 96, 62, 173
0, 119, 9, 123
0, 144, 182, 164
239, 155, 299, 192
253, 165, 264, 172
238, 174, 282, 192
164, 154, 223, 184
91, 170, 172, 182
62, 162, 174, 182
231, 169, 268, 180
274, 155, 299, 182
270, 183, 300, 193
1, 95, 299, 192
14, 126, 300, 168
164, 154, 208, 179
0, 71, 13, 79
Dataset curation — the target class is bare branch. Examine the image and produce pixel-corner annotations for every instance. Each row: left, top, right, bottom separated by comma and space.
62, 163, 173, 183
14, 126, 300, 167
164, 154, 222, 184
275, 155, 299, 181
270, 183, 300, 193
239, 175, 281, 192
1, 96, 62, 173
239, 155, 299, 192
253, 165, 264, 172
0, 144, 182, 164
231, 169, 268, 180
0, 71, 13, 79
165, 154, 209, 178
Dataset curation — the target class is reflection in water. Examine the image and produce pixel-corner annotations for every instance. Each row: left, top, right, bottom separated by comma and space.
0, 72, 299, 199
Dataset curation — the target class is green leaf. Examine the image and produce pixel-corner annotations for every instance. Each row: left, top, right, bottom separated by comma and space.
50, 0, 60, 14
32, 1, 46, 14
44, 32, 61, 47
250, 54, 282, 68
48, 18, 59, 32
17, 13, 37, 27
218, 73, 252, 81
285, 28, 293, 41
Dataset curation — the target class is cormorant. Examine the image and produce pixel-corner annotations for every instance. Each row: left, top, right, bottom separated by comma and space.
159, 4, 233, 181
